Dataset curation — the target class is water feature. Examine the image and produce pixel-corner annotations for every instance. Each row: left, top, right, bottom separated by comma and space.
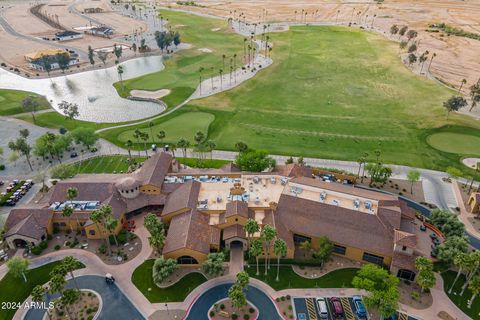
0, 56, 165, 122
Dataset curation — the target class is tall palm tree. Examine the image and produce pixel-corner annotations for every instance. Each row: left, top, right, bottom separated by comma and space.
274, 239, 287, 281
219, 69, 223, 90
177, 138, 190, 158
222, 54, 226, 70
449, 253, 470, 293
243, 38, 247, 63
66, 187, 80, 232
61, 256, 80, 290
244, 218, 259, 248
140, 132, 149, 156
468, 276, 480, 308
125, 140, 133, 161
148, 122, 155, 143
458, 78, 467, 94
32, 285, 52, 320
133, 129, 142, 157
261, 225, 277, 274
157, 130, 166, 145
428, 52, 436, 73
233, 53, 237, 82
62, 206, 74, 235
198, 67, 204, 94
250, 239, 263, 276
117, 65, 124, 90
106, 218, 119, 247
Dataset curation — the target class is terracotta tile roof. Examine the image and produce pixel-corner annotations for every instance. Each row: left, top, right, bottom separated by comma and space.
5, 208, 52, 240
162, 181, 200, 216
134, 152, 172, 186
162, 210, 211, 254
223, 224, 246, 240
394, 230, 417, 248
276, 164, 313, 178
291, 177, 397, 201
50, 181, 115, 204
225, 201, 249, 218
275, 194, 396, 256
391, 252, 418, 271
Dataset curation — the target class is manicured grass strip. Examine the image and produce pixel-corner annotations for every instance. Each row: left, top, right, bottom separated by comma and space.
176, 157, 230, 169
70, 155, 146, 174
15, 111, 115, 132
117, 111, 215, 145
131, 259, 207, 302
442, 270, 480, 319
0, 261, 85, 320
427, 132, 480, 155
0, 89, 50, 116
246, 265, 358, 291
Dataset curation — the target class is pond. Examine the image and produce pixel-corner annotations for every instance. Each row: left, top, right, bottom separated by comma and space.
0, 56, 165, 123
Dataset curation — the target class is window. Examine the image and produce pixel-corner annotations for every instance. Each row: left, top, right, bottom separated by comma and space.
333, 244, 346, 255
60, 222, 67, 227
177, 256, 198, 264
89, 230, 96, 236
397, 269, 415, 281
293, 234, 311, 244
362, 252, 384, 265
402, 246, 407, 251
235, 218, 238, 222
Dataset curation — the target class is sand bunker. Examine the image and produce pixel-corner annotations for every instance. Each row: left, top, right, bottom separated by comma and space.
130, 89, 171, 99
211, 28, 221, 31
462, 158, 480, 169
198, 48, 213, 53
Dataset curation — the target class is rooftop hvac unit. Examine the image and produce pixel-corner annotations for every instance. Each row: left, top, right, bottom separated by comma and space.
332, 199, 339, 206
365, 200, 372, 210
353, 199, 360, 209
320, 191, 327, 202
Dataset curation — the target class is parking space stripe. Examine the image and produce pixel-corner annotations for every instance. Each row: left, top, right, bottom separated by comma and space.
399, 312, 408, 320
340, 297, 355, 320
306, 298, 318, 320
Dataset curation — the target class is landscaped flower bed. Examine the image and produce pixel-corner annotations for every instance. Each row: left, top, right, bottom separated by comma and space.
208, 298, 258, 320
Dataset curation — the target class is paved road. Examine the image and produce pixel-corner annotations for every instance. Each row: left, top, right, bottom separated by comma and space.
184, 283, 282, 320
23, 275, 144, 320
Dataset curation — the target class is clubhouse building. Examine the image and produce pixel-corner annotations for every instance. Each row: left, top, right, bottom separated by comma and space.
4, 152, 432, 281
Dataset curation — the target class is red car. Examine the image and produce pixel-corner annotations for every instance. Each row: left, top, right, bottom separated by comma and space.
329, 298, 344, 318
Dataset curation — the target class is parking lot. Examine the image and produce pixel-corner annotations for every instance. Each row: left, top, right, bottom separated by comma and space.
292, 296, 421, 320
293, 296, 362, 320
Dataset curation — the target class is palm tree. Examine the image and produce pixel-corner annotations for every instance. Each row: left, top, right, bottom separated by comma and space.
458, 79, 467, 94
274, 239, 287, 281
90, 206, 112, 256
428, 52, 436, 73
450, 253, 470, 293
198, 67, 204, 94
170, 143, 177, 158
206, 140, 216, 159
244, 219, 259, 248
106, 218, 119, 247
222, 54, 226, 70
468, 275, 480, 308
62, 206, 75, 235
461, 251, 480, 296
299, 240, 312, 258
177, 138, 190, 157
157, 130, 166, 145
233, 53, 238, 82
140, 132, 149, 156
261, 225, 277, 274
250, 239, 263, 276
148, 122, 155, 143
117, 65, 124, 90
133, 129, 142, 157
243, 38, 247, 63
32, 285, 51, 320
61, 256, 80, 290
219, 69, 223, 90
125, 140, 133, 161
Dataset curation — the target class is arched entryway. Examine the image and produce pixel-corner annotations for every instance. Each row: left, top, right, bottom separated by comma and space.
177, 256, 198, 265
12, 239, 28, 248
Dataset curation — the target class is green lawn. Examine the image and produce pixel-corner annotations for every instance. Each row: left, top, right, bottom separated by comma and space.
427, 132, 480, 155
442, 270, 480, 319
131, 259, 207, 302
176, 157, 230, 168
16, 111, 116, 132
114, 10, 244, 108
0, 261, 84, 320
246, 265, 358, 291
117, 111, 215, 145
70, 155, 147, 174
0, 89, 50, 116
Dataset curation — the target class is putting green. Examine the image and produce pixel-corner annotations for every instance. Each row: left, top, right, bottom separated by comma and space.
427, 133, 480, 155
117, 111, 214, 143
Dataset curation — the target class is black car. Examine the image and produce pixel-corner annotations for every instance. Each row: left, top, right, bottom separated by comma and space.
5, 199, 16, 206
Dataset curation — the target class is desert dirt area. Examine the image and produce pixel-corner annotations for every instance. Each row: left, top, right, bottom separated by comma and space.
158, 0, 480, 91
0, 0, 148, 75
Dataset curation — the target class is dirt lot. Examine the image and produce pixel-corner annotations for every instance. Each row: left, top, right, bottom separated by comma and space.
0, 0, 147, 75
159, 0, 480, 91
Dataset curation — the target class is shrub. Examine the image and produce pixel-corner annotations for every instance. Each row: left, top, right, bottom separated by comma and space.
281, 296, 286, 301
31, 246, 42, 255
411, 291, 420, 301
231, 314, 238, 320
39, 241, 48, 249
47, 234, 53, 240
220, 304, 225, 310
65, 241, 71, 247
54, 245, 61, 250
276, 297, 280, 302
98, 243, 107, 254
210, 311, 215, 317
249, 307, 255, 314
0, 165, 5, 171
286, 295, 291, 300
243, 314, 250, 320
288, 305, 292, 310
